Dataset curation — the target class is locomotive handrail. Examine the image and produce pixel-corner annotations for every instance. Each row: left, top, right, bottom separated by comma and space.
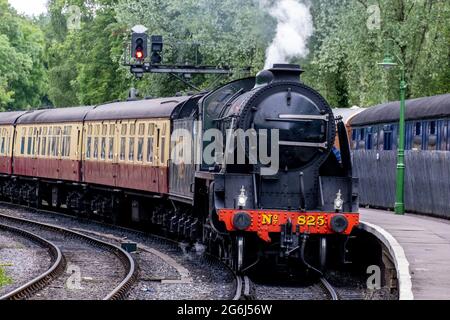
277, 114, 329, 121
279, 141, 328, 149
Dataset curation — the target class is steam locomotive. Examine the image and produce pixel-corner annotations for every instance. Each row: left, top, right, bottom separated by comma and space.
0, 64, 359, 272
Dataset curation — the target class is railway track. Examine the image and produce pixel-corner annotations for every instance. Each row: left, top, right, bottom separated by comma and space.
0, 203, 346, 301
235, 275, 339, 301
0, 203, 236, 300
0, 223, 64, 300
233, 275, 253, 300
0, 213, 137, 300
318, 277, 339, 300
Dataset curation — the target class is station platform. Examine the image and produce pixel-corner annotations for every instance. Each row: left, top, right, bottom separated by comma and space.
359, 208, 450, 300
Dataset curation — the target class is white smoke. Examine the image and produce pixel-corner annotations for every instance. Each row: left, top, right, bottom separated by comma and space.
264, 0, 314, 69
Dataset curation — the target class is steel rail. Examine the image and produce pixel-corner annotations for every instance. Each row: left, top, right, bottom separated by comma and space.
0, 223, 64, 300
0, 213, 137, 300
319, 277, 339, 300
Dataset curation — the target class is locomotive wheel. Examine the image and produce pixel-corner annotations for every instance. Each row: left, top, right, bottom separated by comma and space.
230, 235, 245, 272
319, 237, 327, 271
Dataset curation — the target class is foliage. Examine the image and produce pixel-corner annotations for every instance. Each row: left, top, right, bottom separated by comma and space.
0, 265, 12, 287
0, 0, 449, 110
0, 0, 48, 110
114, 0, 275, 97
303, 0, 450, 107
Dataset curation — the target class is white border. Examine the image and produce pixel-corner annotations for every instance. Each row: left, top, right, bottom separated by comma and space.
359, 221, 414, 300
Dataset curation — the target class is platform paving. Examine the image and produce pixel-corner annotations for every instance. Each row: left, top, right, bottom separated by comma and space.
360, 208, 450, 300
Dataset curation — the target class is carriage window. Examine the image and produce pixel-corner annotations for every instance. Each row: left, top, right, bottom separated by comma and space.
61, 136, 66, 157
86, 137, 92, 159
351, 130, 357, 149
413, 122, 422, 150
42, 127, 48, 156
0, 137, 5, 155
30, 128, 36, 156
160, 123, 167, 164
27, 136, 32, 155
430, 121, 436, 135
138, 124, 145, 136
1, 129, 7, 155
66, 134, 71, 157
61, 126, 71, 157
160, 137, 166, 164
37, 128, 42, 157
355, 128, 365, 149
52, 136, 56, 157
55, 127, 61, 157
148, 123, 155, 136
102, 124, 107, 136
415, 122, 421, 135
147, 137, 154, 163
428, 121, 437, 150
108, 138, 114, 160
442, 121, 449, 151
373, 127, 379, 150
101, 137, 106, 159
120, 137, 126, 160
383, 125, 393, 150
366, 127, 372, 150
47, 128, 52, 156
41, 136, 46, 156
93, 137, 99, 159
109, 124, 115, 136
130, 124, 136, 136
121, 124, 127, 135
128, 138, 135, 161
40, 128, 46, 156
0, 130, 3, 155
33, 128, 37, 155
137, 138, 144, 162
6, 136, 10, 155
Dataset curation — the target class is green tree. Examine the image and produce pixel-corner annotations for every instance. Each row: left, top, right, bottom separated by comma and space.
305, 0, 450, 108
114, 0, 275, 96
0, 0, 48, 110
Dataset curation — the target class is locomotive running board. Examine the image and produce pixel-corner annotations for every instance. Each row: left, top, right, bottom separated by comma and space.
279, 141, 328, 149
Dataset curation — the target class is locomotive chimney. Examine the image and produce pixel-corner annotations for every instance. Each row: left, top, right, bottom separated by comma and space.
255, 64, 304, 87
270, 64, 304, 82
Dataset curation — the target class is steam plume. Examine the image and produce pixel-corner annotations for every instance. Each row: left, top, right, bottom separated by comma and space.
264, 0, 313, 69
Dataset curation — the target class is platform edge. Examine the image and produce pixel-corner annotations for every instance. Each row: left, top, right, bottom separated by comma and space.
358, 221, 414, 300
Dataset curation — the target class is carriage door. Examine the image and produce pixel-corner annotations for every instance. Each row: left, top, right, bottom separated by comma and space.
111, 121, 119, 187
57, 126, 63, 179
32, 127, 39, 177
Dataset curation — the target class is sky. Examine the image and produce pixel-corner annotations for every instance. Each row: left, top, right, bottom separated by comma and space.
8, 0, 48, 16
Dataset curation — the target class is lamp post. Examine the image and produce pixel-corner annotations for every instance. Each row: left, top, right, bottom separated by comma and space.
378, 50, 407, 215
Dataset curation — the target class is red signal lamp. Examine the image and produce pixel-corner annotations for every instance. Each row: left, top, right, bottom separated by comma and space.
135, 49, 144, 60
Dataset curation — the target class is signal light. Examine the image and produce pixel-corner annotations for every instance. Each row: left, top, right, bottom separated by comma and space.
131, 33, 148, 62
135, 49, 144, 60
150, 35, 163, 64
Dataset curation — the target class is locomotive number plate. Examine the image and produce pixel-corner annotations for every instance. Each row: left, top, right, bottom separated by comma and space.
297, 215, 326, 227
